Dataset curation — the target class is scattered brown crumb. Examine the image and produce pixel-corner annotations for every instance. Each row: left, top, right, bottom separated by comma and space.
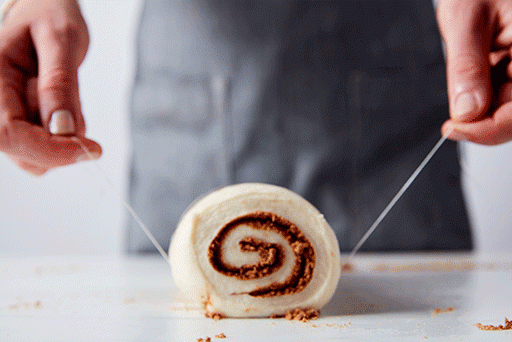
8, 301, 42, 310
341, 262, 354, 273
205, 311, 226, 321
431, 307, 455, 317
284, 308, 320, 322
197, 338, 211, 342
215, 333, 226, 338
475, 318, 512, 331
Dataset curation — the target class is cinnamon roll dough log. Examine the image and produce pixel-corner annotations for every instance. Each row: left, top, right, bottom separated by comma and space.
169, 183, 341, 318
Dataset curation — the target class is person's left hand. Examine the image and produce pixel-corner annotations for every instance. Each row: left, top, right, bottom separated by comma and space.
437, 0, 512, 145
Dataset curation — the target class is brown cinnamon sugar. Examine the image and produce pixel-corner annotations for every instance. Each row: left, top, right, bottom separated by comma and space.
215, 333, 226, 338
431, 307, 454, 317
208, 211, 315, 297
205, 311, 226, 321
8, 301, 42, 310
282, 308, 320, 322
475, 318, 512, 331
341, 262, 354, 273
197, 338, 211, 342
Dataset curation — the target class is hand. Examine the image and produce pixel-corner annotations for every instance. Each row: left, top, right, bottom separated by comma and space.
0, 0, 101, 175
438, 0, 512, 145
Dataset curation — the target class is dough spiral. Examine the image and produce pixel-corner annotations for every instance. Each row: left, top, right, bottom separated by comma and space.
169, 183, 340, 318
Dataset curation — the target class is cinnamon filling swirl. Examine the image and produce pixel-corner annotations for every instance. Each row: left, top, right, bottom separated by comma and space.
208, 211, 315, 297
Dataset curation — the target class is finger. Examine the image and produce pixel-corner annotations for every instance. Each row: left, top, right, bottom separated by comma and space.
0, 74, 24, 121
496, 80, 512, 105
441, 102, 512, 145
490, 50, 509, 67
31, 9, 89, 136
9, 156, 48, 176
19, 76, 42, 125
0, 120, 102, 169
437, 0, 493, 122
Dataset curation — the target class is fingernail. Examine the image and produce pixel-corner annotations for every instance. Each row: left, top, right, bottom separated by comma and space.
49, 110, 75, 135
454, 92, 478, 119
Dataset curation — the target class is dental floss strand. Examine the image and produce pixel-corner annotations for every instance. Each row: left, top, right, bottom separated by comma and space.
348, 126, 456, 259
72, 124, 455, 263
71, 137, 171, 265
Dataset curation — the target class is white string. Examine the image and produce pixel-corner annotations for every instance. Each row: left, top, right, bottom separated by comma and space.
348, 126, 456, 259
71, 137, 171, 266
72, 125, 454, 263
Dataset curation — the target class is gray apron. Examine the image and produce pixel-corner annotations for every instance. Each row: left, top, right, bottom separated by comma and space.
126, 0, 472, 253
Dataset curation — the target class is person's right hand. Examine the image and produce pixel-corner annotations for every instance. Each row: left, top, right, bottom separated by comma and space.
0, 0, 101, 176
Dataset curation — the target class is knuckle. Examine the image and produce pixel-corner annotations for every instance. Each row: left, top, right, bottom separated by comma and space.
61, 14, 88, 43
46, 16, 83, 46
447, 53, 488, 80
38, 67, 75, 95
38, 14, 89, 62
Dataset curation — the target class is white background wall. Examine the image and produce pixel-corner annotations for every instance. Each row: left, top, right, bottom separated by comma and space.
0, 0, 511, 256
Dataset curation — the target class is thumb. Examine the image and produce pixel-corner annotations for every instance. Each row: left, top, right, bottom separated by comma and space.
437, 0, 493, 122
32, 16, 89, 136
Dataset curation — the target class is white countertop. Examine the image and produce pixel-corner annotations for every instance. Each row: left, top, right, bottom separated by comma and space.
1, 253, 511, 341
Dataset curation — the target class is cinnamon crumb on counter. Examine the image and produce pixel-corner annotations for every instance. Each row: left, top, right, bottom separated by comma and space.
475, 318, 512, 331
197, 338, 211, 342
8, 301, 42, 310
341, 262, 354, 273
431, 307, 454, 317
215, 333, 226, 338
205, 311, 226, 321
284, 308, 320, 322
